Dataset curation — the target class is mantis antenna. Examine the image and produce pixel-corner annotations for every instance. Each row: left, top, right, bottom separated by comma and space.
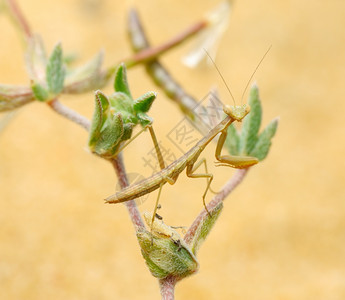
204, 49, 236, 105
204, 45, 272, 105
240, 45, 272, 104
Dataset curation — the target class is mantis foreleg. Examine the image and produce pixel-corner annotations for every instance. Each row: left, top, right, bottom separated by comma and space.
215, 129, 259, 168
147, 125, 165, 170
151, 182, 164, 237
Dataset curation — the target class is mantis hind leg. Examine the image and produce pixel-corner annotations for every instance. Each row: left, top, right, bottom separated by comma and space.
191, 158, 219, 194
215, 129, 259, 168
186, 158, 214, 215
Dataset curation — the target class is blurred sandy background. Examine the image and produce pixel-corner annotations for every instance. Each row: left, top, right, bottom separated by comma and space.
1, 0, 345, 299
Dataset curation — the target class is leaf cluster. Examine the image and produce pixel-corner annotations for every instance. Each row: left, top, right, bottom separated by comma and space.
88, 63, 156, 158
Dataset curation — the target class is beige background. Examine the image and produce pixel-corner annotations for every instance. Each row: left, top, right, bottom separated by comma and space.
1, 0, 345, 299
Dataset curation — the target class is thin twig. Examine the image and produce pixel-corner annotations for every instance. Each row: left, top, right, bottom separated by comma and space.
47, 98, 145, 229
127, 8, 207, 124
47, 99, 91, 131
5, 0, 32, 38
63, 17, 207, 94
123, 18, 207, 69
159, 276, 176, 300
184, 168, 249, 244
110, 156, 145, 230
4, 1, 208, 109
105, 10, 207, 77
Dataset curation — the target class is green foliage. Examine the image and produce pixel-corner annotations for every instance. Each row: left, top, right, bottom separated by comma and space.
28, 42, 65, 102
249, 117, 279, 160
25, 35, 47, 83
31, 82, 49, 102
22, 37, 107, 103
224, 123, 240, 156
46, 43, 65, 94
239, 85, 262, 154
133, 92, 156, 113
114, 63, 132, 97
137, 229, 199, 279
225, 84, 278, 161
88, 63, 157, 158
137, 213, 199, 281
190, 203, 223, 255
64, 50, 105, 93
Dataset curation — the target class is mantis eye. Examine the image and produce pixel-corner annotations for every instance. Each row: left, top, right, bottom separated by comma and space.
222, 105, 232, 115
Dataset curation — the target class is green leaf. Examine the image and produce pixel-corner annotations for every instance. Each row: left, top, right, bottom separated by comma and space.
224, 123, 240, 155
89, 91, 108, 146
46, 43, 65, 94
108, 92, 133, 115
239, 84, 262, 155
136, 112, 153, 127
138, 213, 199, 279
114, 63, 132, 97
90, 112, 124, 158
190, 202, 223, 255
101, 113, 124, 147
249, 117, 279, 161
88, 61, 158, 157
64, 50, 103, 85
95, 90, 109, 111
137, 229, 199, 279
31, 82, 49, 102
133, 91, 157, 113
121, 123, 134, 140
25, 35, 47, 82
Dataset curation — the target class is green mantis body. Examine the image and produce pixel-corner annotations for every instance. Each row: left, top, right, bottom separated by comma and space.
105, 104, 259, 207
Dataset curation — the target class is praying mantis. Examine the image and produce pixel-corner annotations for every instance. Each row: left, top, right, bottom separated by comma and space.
105, 47, 272, 218
104, 47, 271, 222
105, 102, 259, 213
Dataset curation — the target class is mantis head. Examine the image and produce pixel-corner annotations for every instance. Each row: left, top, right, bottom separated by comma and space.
223, 104, 251, 121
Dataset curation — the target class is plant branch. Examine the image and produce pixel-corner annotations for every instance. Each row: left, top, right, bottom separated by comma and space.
157, 169, 249, 298
58, 17, 207, 94
47, 99, 91, 131
127, 8, 207, 124
5, 0, 32, 38
104, 10, 207, 78
123, 16, 207, 69
110, 155, 145, 230
184, 168, 249, 244
3, 1, 209, 113
159, 276, 177, 300
47, 98, 145, 229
